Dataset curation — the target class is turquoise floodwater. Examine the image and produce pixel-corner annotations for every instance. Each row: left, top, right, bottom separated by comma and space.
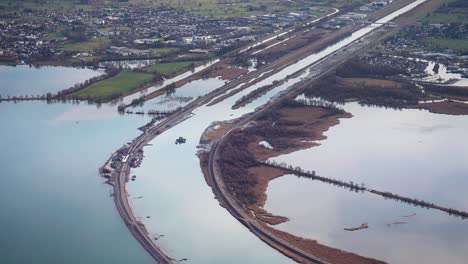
0, 101, 154, 264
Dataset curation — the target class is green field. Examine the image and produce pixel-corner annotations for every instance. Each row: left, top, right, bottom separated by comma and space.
145, 61, 198, 76
130, 0, 341, 18
72, 70, 155, 99
61, 38, 111, 52
150, 47, 180, 56
425, 38, 468, 53
421, 12, 467, 23
0, 0, 355, 19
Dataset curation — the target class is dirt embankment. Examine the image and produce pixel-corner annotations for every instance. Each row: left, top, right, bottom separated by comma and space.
242, 103, 352, 225
265, 226, 385, 264
415, 101, 468, 115
199, 100, 386, 264
255, 29, 328, 61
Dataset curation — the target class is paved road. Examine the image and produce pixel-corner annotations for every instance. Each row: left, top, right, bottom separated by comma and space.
106, 0, 431, 262
204, 1, 431, 261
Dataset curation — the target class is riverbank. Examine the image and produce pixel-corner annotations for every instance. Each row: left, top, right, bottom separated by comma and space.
199, 101, 388, 264
99, 0, 446, 262
303, 63, 468, 116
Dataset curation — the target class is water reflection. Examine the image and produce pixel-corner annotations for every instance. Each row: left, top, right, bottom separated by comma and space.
264, 103, 468, 263
131, 77, 226, 113
0, 101, 154, 264
0, 65, 103, 97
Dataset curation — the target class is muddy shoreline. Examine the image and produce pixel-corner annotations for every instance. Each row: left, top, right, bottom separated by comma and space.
199, 101, 386, 264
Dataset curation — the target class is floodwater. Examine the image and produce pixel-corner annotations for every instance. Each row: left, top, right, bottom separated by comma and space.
130, 77, 226, 112
99, 59, 160, 69
423, 61, 468, 87
264, 102, 468, 264
0, 65, 103, 97
126, 76, 297, 264
127, 1, 431, 262
0, 101, 155, 264
121, 60, 219, 105
0, 0, 433, 263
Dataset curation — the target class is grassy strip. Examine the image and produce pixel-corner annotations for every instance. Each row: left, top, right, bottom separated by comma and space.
420, 12, 467, 23
71, 70, 155, 99
61, 38, 111, 52
150, 47, 179, 56
145, 61, 196, 75
425, 38, 468, 52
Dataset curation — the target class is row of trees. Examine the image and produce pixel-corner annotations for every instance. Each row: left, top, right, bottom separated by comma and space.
336, 58, 406, 78
262, 160, 366, 193
263, 160, 468, 219
303, 75, 421, 107
232, 83, 276, 109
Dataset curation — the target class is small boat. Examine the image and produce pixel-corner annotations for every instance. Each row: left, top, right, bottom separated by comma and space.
175, 136, 187, 144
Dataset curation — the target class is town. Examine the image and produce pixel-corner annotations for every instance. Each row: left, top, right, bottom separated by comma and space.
0, 0, 332, 66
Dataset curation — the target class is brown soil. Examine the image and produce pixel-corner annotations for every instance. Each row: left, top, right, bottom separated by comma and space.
343, 77, 403, 88
417, 101, 468, 115
199, 102, 384, 263
424, 85, 468, 101
205, 64, 247, 80
243, 106, 352, 226
246, 166, 289, 225
204, 123, 235, 142
256, 29, 328, 57
198, 152, 212, 187
265, 225, 386, 264
249, 107, 351, 161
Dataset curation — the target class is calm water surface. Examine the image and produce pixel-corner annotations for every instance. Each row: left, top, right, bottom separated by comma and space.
130, 77, 226, 112
0, 1, 434, 262
126, 1, 433, 262
0, 101, 154, 264
265, 102, 468, 264
0, 65, 103, 97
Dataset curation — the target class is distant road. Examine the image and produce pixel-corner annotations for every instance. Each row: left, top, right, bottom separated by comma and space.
106, 0, 435, 262
205, 0, 436, 262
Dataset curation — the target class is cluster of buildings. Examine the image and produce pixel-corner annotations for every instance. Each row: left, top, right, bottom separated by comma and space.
0, 4, 325, 64
0, 20, 57, 62
359, 0, 394, 12
321, 12, 367, 29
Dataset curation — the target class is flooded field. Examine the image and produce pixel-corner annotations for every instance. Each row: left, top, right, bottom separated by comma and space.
0, 65, 103, 97
423, 61, 468, 87
264, 102, 468, 264
99, 59, 160, 69
125, 1, 434, 262
130, 77, 226, 112
121, 60, 219, 105
0, 0, 441, 263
